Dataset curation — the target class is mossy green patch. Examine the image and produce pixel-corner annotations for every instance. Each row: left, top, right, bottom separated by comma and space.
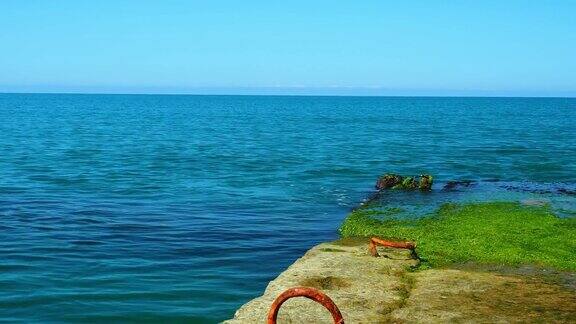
339, 202, 576, 271
319, 247, 346, 252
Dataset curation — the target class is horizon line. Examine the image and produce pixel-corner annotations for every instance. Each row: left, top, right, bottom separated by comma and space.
1, 90, 575, 99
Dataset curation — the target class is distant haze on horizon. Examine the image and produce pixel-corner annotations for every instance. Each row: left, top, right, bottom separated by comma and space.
1, 1, 575, 97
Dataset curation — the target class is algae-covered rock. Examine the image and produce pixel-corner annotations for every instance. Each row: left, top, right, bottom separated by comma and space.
375, 173, 403, 190
418, 175, 433, 191
393, 176, 417, 190
376, 174, 433, 191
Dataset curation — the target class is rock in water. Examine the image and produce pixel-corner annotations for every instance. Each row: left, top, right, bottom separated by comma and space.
393, 176, 417, 190
418, 175, 433, 191
376, 173, 433, 191
442, 180, 475, 191
375, 174, 403, 190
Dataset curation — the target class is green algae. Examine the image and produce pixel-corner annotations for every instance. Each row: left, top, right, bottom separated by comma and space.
339, 202, 576, 271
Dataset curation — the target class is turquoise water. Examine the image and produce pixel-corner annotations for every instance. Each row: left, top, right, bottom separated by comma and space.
0, 94, 575, 322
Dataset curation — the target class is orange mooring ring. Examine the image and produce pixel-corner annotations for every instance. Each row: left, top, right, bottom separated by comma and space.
267, 287, 344, 324
369, 237, 416, 257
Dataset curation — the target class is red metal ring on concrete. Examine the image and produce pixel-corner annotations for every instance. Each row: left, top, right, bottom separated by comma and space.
369, 237, 416, 257
267, 287, 344, 324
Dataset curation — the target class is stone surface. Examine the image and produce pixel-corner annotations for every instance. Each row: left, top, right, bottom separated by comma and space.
225, 238, 417, 323
392, 269, 576, 323
226, 239, 576, 323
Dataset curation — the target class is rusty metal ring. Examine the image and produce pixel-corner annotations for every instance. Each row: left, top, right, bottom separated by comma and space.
267, 287, 344, 324
369, 237, 416, 257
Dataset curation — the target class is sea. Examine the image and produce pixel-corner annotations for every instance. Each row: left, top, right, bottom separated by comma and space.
0, 94, 575, 322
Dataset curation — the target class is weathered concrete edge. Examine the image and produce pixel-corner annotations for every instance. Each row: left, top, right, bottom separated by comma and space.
223, 238, 418, 323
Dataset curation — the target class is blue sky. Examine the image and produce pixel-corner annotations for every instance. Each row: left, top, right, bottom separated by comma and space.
1, 1, 575, 96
